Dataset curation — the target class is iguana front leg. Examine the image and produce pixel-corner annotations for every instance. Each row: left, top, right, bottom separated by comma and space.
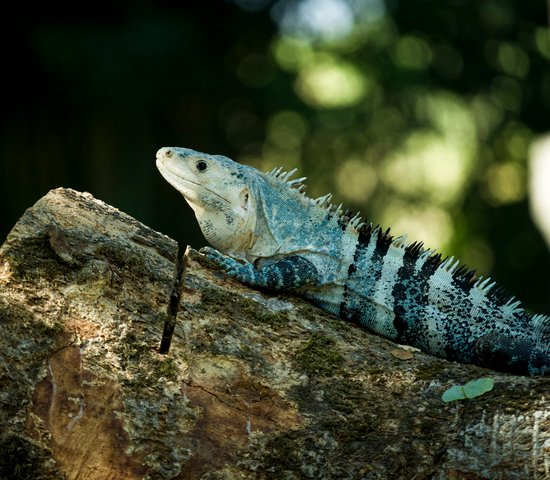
200, 247, 319, 290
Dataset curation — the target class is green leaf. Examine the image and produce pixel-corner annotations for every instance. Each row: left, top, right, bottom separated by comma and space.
442, 385, 466, 402
442, 377, 494, 402
463, 377, 494, 398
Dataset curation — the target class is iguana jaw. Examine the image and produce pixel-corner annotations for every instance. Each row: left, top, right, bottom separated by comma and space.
155, 147, 229, 207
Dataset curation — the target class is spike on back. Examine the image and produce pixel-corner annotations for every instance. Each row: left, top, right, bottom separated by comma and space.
314, 193, 333, 206
266, 166, 307, 191
393, 234, 408, 248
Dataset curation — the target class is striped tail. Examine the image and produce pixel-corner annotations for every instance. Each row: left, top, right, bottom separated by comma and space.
474, 313, 550, 376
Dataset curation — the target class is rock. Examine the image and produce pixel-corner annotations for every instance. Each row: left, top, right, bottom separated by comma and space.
0, 188, 548, 480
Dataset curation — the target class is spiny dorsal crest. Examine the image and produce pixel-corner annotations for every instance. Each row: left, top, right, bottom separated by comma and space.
266, 167, 437, 262
266, 166, 307, 192
265, 166, 366, 229
264, 164, 527, 315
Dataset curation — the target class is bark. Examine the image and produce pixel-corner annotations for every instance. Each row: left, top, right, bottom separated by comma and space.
0, 188, 548, 480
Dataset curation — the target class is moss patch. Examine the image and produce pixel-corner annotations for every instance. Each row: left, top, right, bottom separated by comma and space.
3, 235, 73, 282
114, 318, 182, 392
253, 430, 307, 478
96, 244, 147, 275
413, 361, 450, 381
200, 286, 288, 325
151, 355, 179, 382
294, 333, 343, 376
117, 330, 152, 366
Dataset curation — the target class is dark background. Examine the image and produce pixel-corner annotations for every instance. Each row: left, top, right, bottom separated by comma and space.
2, 0, 550, 314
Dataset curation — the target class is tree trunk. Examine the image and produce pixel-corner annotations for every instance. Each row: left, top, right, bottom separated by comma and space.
0, 188, 548, 480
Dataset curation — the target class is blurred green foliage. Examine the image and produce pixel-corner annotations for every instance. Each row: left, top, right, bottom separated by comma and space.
1, 0, 549, 313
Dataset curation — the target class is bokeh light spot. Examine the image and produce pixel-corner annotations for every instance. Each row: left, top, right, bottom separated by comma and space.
295, 56, 368, 108
497, 43, 530, 78
391, 35, 431, 70
485, 162, 525, 205
272, 35, 315, 72
267, 110, 308, 150
335, 159, 377, 203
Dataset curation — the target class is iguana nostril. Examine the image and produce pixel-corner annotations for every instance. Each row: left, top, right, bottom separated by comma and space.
156, 147, 172, 159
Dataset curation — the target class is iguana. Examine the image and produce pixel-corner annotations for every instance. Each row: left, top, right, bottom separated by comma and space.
156, 146, 549, 376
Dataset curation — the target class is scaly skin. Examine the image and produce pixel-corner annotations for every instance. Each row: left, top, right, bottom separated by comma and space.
156, 146, 549, 376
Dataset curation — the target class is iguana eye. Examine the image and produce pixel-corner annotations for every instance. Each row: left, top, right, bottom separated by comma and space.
196, 160, 208, 172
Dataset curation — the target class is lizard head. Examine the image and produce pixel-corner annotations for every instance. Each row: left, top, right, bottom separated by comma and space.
156, 147, 257, 258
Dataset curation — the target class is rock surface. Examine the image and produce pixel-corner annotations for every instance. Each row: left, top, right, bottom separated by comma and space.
0, 188, 548, 480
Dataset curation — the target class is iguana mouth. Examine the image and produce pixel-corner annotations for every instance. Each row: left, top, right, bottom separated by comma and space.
159, 161, 230, 205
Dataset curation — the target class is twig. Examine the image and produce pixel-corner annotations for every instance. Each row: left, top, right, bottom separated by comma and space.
159, 245, 190, 354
